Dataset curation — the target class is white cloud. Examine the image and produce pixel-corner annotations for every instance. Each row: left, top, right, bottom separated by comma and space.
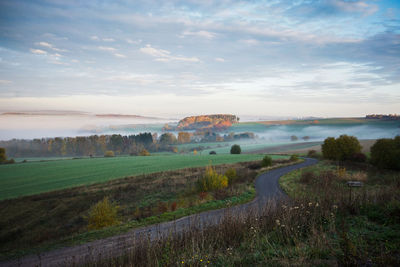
140, 44, 200, 62
113, 53, 126, 58
215, 57, 225, 62
140, 45, 170, 57
90, 36, 100, 40
333, 0, 379, 16
127, 39, 142, 44
182, 30, 216, 39
239, 39, 260, 45
98, 46, 117, 52
102, 38, 115, 42
37, 42, 52, 48
30, 48, 47, 55
36, 41, 67, 52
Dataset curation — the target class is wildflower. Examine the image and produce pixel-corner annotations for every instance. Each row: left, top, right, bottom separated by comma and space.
281, 224, 285, 227
275, 219, 280, 226
332, 205, 338, 209
282, 205, 287, 209
294, 206, 299, 209
181, 261, 184, 264
315, 203, 319, 207
308, 202, 313, 207
330, 212, 335, 217
200, 259, 203, 262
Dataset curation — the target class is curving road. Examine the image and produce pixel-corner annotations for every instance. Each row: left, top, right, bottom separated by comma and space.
1, 158, 318, 267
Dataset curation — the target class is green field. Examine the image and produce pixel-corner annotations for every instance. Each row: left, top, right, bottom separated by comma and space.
0, 154, 282, 201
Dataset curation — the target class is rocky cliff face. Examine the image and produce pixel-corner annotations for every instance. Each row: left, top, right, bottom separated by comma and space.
177, 114, 238, 131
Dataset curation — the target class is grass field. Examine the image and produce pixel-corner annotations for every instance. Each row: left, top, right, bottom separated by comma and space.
0, 153, 282, 200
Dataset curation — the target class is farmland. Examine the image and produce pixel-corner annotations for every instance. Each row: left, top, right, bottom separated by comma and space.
0, 153, 280, 200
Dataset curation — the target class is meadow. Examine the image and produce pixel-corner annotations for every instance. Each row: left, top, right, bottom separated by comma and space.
0, 153, 279, 200
0, 158, 295, 260
85, 159, 400, 266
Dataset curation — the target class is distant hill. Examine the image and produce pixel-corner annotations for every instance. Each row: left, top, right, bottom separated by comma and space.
176, 114, 239, 131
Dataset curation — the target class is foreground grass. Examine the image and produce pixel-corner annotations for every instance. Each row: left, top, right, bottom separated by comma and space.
2, 158, 301, 261
83, 160, 399, 266
0, 153, 278, 200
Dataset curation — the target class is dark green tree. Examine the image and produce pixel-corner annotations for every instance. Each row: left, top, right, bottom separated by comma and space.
370, 136, 400, 170
261, 155, 272, 167
230, 144, 241, 154
322, 135, 361, 161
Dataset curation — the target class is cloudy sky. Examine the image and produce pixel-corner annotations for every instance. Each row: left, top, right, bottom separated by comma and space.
0, 0, 399, 118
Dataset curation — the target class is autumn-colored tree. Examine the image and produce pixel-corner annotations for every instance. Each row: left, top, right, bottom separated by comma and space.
178, 132, 191, 143
0, 147, 7, 163
87, 197, 120, 230
159, 133, 177, 145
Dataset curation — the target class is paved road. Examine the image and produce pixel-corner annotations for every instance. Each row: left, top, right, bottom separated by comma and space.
1, 158, 318, 267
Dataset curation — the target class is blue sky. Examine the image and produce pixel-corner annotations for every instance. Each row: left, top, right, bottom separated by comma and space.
0, 0, 399, 117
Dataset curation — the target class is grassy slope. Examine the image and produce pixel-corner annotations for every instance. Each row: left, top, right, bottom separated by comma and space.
0, 154, 286, 200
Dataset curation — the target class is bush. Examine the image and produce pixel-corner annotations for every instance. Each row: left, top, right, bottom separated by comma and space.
261, 155, 273, 167
351, 152, 367, 163
224, 168, 237, 184
290, 135, 298, 141
104, 150, 115, 157
196, 165, 228, 192
139, 149, 150, 156
300, 171, 315, 184
307, 150, 318, 158
290, 154, 299, 161
322, 135, 362, 161
87, 197, 119, 230
209, 151, 217, 155
230, 144, 241, 154
370, 136, 400, 170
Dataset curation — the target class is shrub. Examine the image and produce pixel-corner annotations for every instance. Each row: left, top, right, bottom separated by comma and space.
290, 135, 298, 141
307, 150, 318, 158
322, 135, 361, 161
209, 151, 217, 155
196, 165, 229, 192
261, 155, 273, 167
104, 150, 115, 157
370, 136, 400, 170
351, 152, 367, 163
300, 171, 315, 184
170, 202, 177, 211
139, 149, 150, 156
290, 154, 299, 161
158, 202, 168, 213
224, 168, 237, 184
230, 144, 241, 154
87, 197, 119, 230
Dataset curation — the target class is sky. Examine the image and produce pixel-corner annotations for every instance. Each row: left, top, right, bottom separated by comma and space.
0, 0, 399, 118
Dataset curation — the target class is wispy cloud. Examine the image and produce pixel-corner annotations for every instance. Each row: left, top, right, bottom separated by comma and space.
98, 46, 117, 52
215, 57, 225, 62
140, 44, 200, 62
36, 42, 67, 52
182, 30, 217, 39
30, 48, 47, 55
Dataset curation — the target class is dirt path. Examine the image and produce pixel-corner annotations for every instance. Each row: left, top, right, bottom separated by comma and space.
1, 158, 318, 267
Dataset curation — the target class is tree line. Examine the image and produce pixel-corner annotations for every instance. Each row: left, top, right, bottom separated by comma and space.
0, 133, 154, 157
